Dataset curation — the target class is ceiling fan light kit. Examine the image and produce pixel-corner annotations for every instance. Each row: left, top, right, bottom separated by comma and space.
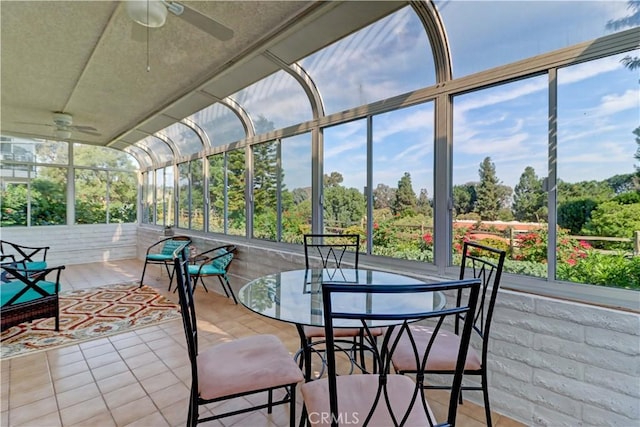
126, 0, 168, 28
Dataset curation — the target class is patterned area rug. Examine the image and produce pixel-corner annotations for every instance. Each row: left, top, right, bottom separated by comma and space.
1, 283, 181, 359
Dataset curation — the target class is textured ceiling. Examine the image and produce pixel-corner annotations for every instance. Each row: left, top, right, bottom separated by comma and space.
0, 1, 322, 148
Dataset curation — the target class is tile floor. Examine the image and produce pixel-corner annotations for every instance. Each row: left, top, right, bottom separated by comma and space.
1, 259, 525, 426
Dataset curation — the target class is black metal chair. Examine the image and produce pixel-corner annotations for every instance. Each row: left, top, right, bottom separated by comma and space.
172, 247, 304, 427
139, 235, 191, 290
1, 263, 65, 331
186, 244, 237, 303
300, 277, 482, 427
299, 234, 380, 379
0, 240, 49, 283
391, 240, 506, 426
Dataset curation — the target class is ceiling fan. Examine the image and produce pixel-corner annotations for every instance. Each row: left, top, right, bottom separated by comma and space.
126, 0, 234, 41
18, 112, 101, 140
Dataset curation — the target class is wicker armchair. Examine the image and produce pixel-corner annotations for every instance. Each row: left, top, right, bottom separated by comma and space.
1, 263, 65, 331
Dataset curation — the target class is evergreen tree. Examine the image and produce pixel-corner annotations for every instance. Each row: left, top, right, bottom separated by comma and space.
417, 188, 432, 217
512, 166, 545, 222
475, 157, 502, 221
392, 172, 417, 217
453, 183, 477, 217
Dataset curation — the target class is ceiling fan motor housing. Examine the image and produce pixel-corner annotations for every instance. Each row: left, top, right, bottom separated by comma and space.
52, 112, 73, 128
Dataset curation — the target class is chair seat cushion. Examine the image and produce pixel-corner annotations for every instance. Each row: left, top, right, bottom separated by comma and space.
1, 280, 56, 306
187, 264, 224, 276
197, 334, 304, 401
301, 374, 433, 426
24, 261, 47, 271
391, 325, 482, 372
146, 254, 173, 261
304, 325, 384, 339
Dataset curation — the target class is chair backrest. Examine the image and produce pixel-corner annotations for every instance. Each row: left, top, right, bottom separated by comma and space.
206, 244, 236, 272
321, 278, 481, 427
457, 241, 506, 355
160, 236, 191, 256
173, 247, 200, 393
0, 240, 49, 263
303, 233, 359, 269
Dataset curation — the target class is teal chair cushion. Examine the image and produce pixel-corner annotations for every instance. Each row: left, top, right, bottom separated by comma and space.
24, 261, 47, 271
188, 264, 225, 276
211, 249, 233, 270
1, 280, 56, 306
147, 253, 174, 261
161, 239, 188, 255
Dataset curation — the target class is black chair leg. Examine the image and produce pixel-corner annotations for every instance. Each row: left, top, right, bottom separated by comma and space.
199, 276, 209, 292
482, 373, 493, 426
289, 384, 297, 427
220, 275, 238, 304
139, 261, 148, 287
164, 262, 174, 291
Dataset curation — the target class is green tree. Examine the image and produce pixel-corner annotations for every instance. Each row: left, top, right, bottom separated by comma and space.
323, 185, 365, 229
324, 171, 344, 187
416, 188, 432, 217
512, 166, 545, 222
452, 183, 477, 217
475, 157, 503, 221
392, 172, 417, 217
373, 183, 395, 209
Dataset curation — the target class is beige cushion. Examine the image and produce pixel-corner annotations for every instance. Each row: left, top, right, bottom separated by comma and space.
304, 325, 385, 339
197, 334, 304, 400
301, 374, 434, 426
390, 325, 482, 372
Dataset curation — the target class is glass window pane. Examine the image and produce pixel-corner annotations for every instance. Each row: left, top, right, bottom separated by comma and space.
253, 140, 278, 241
453, 76, 548, 277
178, 162, 190, 228
191, 160, 204, 231
161, 122, 202, 157
557, 52, 639, 289
156, 167, 174, 227
231, 70, 312, 133
0, 182, 28, 226
372, 103, 434, 261
31, 166, 67, 225
436, 1, 633, 77
142, 171, 155, 224
208, 154, 224, 233
227, 149, 246, 236
137, 136, 173, 164
192, 103, 246, 148
75, 169, 107, 224
35, 140, 68, 164
74, 144, 138, 170
323, 121, 367, 244
109, 171, 137, 223
282, 133, 312, 243
301, 6, 434, 115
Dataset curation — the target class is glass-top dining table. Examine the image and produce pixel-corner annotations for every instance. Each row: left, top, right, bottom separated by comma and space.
238, 268, 446, 329
238, 268, 446, 380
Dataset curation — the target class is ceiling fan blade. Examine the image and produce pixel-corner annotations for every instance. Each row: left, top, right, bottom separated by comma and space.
174, 2, 233, 41
14, 121, 53, 127
75, 129, 102, 136
72, 125, 98, 132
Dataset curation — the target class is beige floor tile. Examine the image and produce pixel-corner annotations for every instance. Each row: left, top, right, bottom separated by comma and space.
85, 351, 123, 370
123, 411, 171, 427
102, 382, 147, 410
109, 395, 158, 426
9, 380, 55, 409
55, 382, 101, 410
59, 396, 109, 425
13, 410, 62, 427
67, 411, 116, 427
139, 370, 181, 395
90, 359, 130, 381
49, 359, 90, 381
8, 396, 58, 426
96, 370, 138, 394
149, 381, 190, 409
